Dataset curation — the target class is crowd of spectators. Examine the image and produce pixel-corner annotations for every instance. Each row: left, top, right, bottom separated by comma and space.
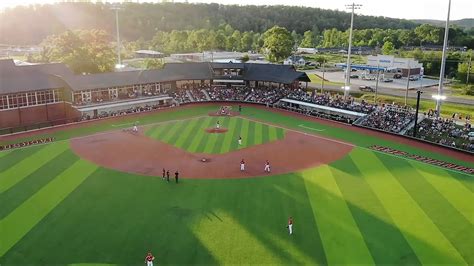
358, 106, 415, 133
411, 117, 473, 151
245, 86, 293, 104
286, 90, 377, 114
206, 86, 249, 101
81, 103, 171, 121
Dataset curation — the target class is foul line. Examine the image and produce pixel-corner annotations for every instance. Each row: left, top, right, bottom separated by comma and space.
298, 124, 326, 132
0, 115, 208, 153
240, 116, 473, 177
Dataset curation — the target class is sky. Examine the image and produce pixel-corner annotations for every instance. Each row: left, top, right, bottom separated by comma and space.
0, 0, 472, 21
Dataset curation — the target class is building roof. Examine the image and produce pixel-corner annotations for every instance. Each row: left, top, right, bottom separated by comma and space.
0, 59, 71, 94
1, 60, 310, 94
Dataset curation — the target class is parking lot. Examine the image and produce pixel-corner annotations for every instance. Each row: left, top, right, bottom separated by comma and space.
311, 70, 440, 90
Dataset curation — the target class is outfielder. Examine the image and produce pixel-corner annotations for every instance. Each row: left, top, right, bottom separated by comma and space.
145, 252, 155, 266
238, 136, 242, 145
288, 216, 293, 235
216, 120, 220, 129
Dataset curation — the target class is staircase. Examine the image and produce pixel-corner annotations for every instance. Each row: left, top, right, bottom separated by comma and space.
185, 90, 195, 102
201, 89, 211, 101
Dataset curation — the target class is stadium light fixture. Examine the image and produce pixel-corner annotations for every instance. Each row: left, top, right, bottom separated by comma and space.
432, 94, 447, 101
115, 63, 125, 69
342, 86, 351, 91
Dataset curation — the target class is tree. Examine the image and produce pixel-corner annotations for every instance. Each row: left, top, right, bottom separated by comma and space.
144, 58, 164, 70
262, 26, 293, 62
382, 41, 395, 55
38, 29, 116, 74
240, 54, 250, 62
300, 30, 316, 48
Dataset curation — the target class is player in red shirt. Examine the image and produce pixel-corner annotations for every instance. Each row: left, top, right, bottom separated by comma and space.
288, 216, 293, 235
145, 252, 155, 266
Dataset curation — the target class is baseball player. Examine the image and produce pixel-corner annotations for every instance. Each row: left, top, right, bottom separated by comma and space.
240, 159, 245, 171
238, 136, 242, 145
216, 120, 220, 129
145, 252, 155, 266
288, 216, 293, 235
132, 121, 139, 134
264, 160, 271, 173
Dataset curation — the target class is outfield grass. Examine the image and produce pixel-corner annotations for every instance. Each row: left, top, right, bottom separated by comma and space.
0, 104, 473, 265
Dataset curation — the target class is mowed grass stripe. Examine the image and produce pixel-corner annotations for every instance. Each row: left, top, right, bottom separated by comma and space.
195, 117, 218, 153
261, 124, 270, 144
205, 118, 228, 154
411, 161, 474, 225
276, 126, 285, 139
174, 117, 203, 148
268, 125, 278, 142
149, 121, 175, 139
219, 117, 238, 153
377, 153, 474, 263
0, 151, 10, 158
161, 121, 185, 143
211, 118, 231, 154
246, 121, 256, 147
239, 118, 250, 149
254, 122, 263, 145
187, 117, 213, 153
350, 148, 466, 265
0, 159, 98, 257
330, 157, 421, 265
0, 145, 45, 172
167, 121, 191, 145
180, 117, 209, 151
301, 166, 375, 265
0, 150, 80, 220
0, 142, 69, 194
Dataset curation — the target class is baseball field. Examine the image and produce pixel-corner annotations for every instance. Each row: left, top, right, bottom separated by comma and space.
0, 104, 473, 265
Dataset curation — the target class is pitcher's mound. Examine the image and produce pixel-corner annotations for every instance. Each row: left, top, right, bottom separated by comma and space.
205, 128, 228, 133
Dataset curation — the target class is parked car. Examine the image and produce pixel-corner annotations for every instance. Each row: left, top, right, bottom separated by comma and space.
393, 73, 402, 79
359, 85, 375, 92
350, 74, 359, 79
409, 76, 419, 81
383, 78, 394, 82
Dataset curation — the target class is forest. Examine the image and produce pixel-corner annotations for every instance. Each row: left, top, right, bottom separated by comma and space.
0, 2, 419, 45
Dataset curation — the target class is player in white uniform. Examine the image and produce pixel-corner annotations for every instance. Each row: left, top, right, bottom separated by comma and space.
216, 120, 220, 129
238, 136, 242, 145
133, 125, 138, 133
264, 160, 271, 172
240, 159, 245, 171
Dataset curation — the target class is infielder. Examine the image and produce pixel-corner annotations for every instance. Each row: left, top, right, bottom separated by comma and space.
132, 121, 139, 134
145, 252, 155, 266
264, 160, 271, 173
240, 159, 245, 171
216, 120, 220, 129
238, 136, 242, 145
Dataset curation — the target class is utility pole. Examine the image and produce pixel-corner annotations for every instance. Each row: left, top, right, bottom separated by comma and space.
413, 90, 423, 138
467, 53, 472, 84
374, 61, 380, 103
436, 0, 451, 116
344, 3, 362, 98
111, 5, 123, 69
405, 61, 411, 106
321, 57, 325, 93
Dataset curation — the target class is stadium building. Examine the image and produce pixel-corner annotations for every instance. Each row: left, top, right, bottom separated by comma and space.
0, 59, 310, 130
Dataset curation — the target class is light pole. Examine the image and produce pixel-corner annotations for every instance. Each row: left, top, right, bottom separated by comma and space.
432, 94, 447, 117
344, 3, 362, 98
111, 5, 123, 69
467, 52, 472, 84
413, 90, 423, 137
436, 0, 451, 116
404, 61, 411, 106
374, 62, 381, 103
